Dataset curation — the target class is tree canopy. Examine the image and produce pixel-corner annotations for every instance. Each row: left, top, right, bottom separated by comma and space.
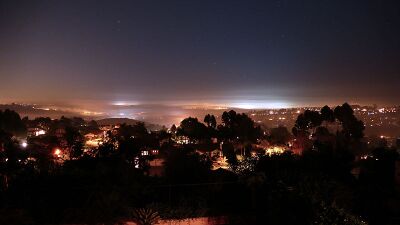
0, 109, 27, 137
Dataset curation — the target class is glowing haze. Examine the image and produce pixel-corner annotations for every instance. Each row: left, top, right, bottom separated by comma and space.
1, 0, 400, 111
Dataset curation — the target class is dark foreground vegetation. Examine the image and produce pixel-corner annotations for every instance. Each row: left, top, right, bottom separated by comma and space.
0, 104, 399, 225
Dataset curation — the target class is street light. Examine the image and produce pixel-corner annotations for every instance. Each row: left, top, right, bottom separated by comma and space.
21, 141, 28, 148
54, 148, 62, 157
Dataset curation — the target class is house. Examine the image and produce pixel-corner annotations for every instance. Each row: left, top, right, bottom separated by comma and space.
55, 127, 66, 138
174, 135, 190, 144
84, 130, 104, 147
27, 127, 46, 137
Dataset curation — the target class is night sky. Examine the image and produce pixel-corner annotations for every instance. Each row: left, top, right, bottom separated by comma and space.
1, 0, 400, 109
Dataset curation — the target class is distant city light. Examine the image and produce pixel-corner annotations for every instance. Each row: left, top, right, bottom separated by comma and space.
230, 101, 291, 109
36, 107, 51, 111
114, 102, 127, 106
82, 111, 103, 116
112, 101, 139, 106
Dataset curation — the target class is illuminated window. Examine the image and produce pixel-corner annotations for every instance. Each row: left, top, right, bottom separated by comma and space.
141, 150, 149, 156
134, 157, 139, 168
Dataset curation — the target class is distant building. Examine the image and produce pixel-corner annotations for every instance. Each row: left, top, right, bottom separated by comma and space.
55, 127, 66, 138
141, 150, 149, 156
140, 149, 159, 157
174, 135, 190, 144
148, 153, 164, 176
27, 127, 46, 137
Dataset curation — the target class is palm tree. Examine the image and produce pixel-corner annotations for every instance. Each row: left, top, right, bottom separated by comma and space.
131, 208, 161, 225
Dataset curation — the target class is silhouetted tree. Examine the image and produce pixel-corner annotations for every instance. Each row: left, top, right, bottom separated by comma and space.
130, 208, 161, 225
70, 141, 84, 159
65, 126, 81, 148
85, 120, 100, 133
334, 103, 365, 141
293, 103, 365, 155
170, 124, 177, 134
0, 109, 27, 137
293, 110, 322, 135
118, 137, 141, 162
177, 117, 208, 143
221, 142, 238, 168
118, 122, 148, 140
218, 110, 261, 143
359, 147, 399, 185
164, 147, 211, 183
204, 114, 217, 129
269, 126, 292, 145
96, 141, 116, 158
321, 105, 335, 123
